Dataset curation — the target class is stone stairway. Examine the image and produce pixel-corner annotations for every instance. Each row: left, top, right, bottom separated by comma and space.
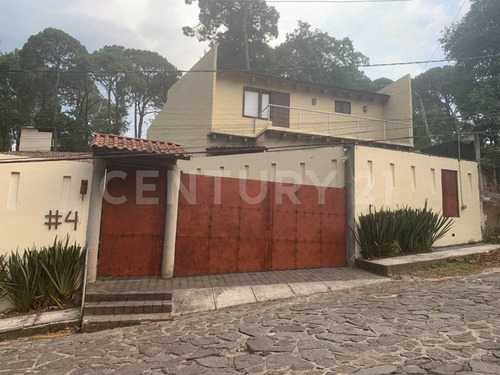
81, 279, 173, 332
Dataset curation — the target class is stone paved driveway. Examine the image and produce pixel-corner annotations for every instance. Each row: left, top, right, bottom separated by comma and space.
1, 271, 499, 375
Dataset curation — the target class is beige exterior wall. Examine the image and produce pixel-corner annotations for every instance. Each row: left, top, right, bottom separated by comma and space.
148, 48, 413, 151
212, 74, 392, 142
0, 155, 93, 311
211, 72, 413, 148
354, 145, 482, 249
19, 127, 52, 152
179, 146, 345, 188
0, 155, 93, 255
147, 47, 218, 151
378, 75, 413, 146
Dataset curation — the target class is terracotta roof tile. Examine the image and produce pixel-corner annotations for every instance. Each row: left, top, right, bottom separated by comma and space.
92, 134, 190, 159
1, 151, 93, 163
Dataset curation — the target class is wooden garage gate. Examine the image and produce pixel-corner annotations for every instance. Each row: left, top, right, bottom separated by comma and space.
174, 174, 346, 276
98, 167, 167, 277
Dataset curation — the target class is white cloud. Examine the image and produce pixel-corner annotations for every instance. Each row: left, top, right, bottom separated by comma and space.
0, 0, 470, 80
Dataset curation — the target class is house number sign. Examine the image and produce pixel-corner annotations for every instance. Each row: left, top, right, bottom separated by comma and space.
44, 210, 79, 230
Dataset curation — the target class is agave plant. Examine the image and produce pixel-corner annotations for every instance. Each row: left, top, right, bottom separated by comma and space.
353, 206, 401, 258
0, 248, 42, 312
394, 202, 454, 254
0, 255, 7, 299
354, 201, 454, 259
39, 236, 86, 302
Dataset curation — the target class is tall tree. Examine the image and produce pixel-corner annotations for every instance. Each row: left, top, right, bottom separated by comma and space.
124, 49, 180, 138
19, 28, 87, 150
0, 50, 23, 150
440, 0, 500, 145
183, 0, 279, 70
412, 66, 465, 148
274, 22, 374, 91
91, 45, 130, 135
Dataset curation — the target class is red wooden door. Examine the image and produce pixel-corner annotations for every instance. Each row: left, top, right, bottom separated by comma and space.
442, 169, 459, 217
98, 167, 166, 277
174, 174, 345, 276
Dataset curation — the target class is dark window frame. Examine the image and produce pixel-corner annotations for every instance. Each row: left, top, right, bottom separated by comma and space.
335, 100, 351, 114
242, 87, 272, 120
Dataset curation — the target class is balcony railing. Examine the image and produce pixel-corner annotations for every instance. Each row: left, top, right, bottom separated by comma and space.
254, 104, 412, 145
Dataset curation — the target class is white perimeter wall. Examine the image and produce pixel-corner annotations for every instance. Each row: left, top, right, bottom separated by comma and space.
178, 147, 346, 188
0, 155, 93, 311
354, 145, 482, 248
0, 155, 93, 255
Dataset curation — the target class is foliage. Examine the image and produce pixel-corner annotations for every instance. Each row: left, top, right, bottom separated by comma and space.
39, 237, 86, 301
124, 49, 181, 138
0, 248, 41, 312
354, 203, 454, 258
412, 66, 466, 149
274, 21, 375, 92
0, 28, 180, 151
184, 0, 280, 70
440, 0, 500, 146
0, 237, 85, 312
393, 203, 455, 254
481, 146, 500, 162
0, 49, 34, 151
90, 45, 131, 135
19, 28, 88, 151
353, 207, 401, 258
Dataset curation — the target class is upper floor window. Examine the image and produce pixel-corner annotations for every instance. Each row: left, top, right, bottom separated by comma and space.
335, 100, 351, 114
243, 88, 270, 119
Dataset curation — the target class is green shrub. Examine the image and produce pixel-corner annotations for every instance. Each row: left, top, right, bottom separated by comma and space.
354, 202, 454, 258
40, 237, 86, 302
0, 237, 86, 312
394, 202, 454, 254
0, 248, 42, 312
353, 207, 401, 258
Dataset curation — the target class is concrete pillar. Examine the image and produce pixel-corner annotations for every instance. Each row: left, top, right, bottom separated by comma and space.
85, 158, 106, 283
161, 164, 181, 279
344, 145, 356, 266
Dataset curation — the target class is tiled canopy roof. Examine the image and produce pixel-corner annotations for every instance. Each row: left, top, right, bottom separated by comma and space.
92, 134, 190, 159
1, 151, 92, 163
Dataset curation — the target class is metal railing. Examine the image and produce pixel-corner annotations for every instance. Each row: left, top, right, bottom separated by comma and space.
254, 104, 412, 145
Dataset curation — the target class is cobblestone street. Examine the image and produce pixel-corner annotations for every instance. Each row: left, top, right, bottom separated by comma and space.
1, 271, 499, 375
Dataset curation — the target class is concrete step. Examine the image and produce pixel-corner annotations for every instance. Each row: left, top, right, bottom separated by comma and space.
83, 300, 172, 316
85, 291, 172, 303
81, 313, 173, 333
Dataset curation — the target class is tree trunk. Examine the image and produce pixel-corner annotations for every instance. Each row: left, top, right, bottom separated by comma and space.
138, 100, 146, 139
413, 89, 432, 144
134, 99, 138, 138
107, 86, 112, 133
52, 70, 61, 151
241, 4, 251, 70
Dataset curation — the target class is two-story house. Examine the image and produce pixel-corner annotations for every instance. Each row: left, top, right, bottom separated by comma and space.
147, 47, 482, 271
148, 47, 413, 153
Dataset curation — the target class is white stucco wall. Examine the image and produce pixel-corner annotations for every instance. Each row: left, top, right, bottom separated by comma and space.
0, 155, 93, 255
0, 154, 94, 311
354, 145, 482, 248
179, 146, 346, 188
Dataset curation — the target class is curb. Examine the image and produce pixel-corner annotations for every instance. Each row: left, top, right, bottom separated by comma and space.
0, 308, 81, 341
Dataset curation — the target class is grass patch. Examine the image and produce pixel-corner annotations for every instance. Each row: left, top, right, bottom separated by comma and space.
408, 248, 500, 278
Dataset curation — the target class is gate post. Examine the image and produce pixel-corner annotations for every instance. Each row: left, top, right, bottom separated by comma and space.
344, 145, 356, 266
161, 164, 181, 278
85, 158, 106, 283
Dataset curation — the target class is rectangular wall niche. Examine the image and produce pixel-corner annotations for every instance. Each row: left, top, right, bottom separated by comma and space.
7, 172, 20, 210
60, 176, 71, 210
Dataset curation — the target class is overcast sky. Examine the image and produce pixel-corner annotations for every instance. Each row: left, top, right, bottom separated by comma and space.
0, 0, 470, 82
